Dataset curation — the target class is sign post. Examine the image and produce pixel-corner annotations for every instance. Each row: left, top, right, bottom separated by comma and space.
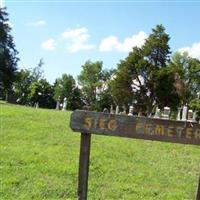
70, 110, 200, 200
197, 176, 200, 200
78, 133, 91, 200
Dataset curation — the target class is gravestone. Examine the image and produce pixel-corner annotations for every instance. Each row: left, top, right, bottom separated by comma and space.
128, 105, 133, 116
110, 105, 115, 114
188, 109, 194, 122
62, 97, 67, 111
182, 105, 188, 121
177, 107, 182, 120
154, 107, 161, 118
161, 107, 170, 119
115, 105, 119, 115
103, 108, 109, 113
56, 96, 60, 110
56, 101, 60, 110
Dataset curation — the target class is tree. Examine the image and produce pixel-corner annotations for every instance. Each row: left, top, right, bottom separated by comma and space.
95, 69, 115, 111
110, 50, 141, 108
13, 59, 45, 105
70, 87, 84, 110
0, 7, 19, 100
29, 79, 55, 108
78, 61, 103, 109
170, 52, 200, 104
142, 24, 171, 68
14, 69, 32, 105
189, 98, 200, 121
78, 60, 114, 111
153, 67, 180, 110
31, 58, 44, 82
141, 24, 171, 114
53, 74, 83, 110
110, 25, 175, 115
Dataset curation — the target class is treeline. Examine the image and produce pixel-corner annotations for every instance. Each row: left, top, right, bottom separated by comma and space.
11, 59, 114, 111
0, 7, 200, 119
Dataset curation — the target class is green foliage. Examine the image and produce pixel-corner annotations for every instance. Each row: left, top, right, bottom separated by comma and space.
110, 51, 140, 107
54, 74, 83, 110
170, 52, 200, 104
78, 60, 102, 108
110, 25, 174, 114
142, 24, 171, 68
95, 69, 115, 111
31, 58, 45, 82
95, 89, 114, 112
154, 67, 180, 110
14, 69, 32, 105
28, 79, 55, 108
14, 61, 56, 108
1, 103, 200, 199
189, 98, 200, 121
0, 7, 19, 97
78, 61, 113, 110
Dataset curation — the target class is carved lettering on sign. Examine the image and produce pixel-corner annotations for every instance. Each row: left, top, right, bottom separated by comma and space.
99, 118, 106, 130
186, 128, 193, 139
155, 125, 164, 136
83, 117, 92, 130
195, 129, 200, 139
108, 119, 117, 131
145, 124, 152, 135
71, 110, 200, 145
167, 126, 174, 137
176, 127, 184, 137
83, 117, 118, 132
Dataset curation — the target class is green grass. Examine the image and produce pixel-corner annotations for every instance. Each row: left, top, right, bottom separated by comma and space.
0, 102, 200, 199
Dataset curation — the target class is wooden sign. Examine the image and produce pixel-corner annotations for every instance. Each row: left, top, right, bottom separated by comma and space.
70, 110, 200, 200
70, 110, 200, 145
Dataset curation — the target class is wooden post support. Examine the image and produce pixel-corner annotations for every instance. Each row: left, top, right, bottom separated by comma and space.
78, 132, 91, 200
196, 176, 200, 200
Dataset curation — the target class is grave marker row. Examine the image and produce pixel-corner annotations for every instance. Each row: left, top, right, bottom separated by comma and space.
107, 104, 199, 123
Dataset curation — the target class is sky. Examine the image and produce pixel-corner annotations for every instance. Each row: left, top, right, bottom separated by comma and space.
1, 0, 200, 83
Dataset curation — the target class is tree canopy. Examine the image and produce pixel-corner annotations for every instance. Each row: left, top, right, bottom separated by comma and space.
0, 7, 19, 99
110, 25, 175, 115
54, 74, 83, 110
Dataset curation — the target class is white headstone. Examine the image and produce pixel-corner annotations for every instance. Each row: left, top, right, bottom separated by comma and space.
128, 106, 133, 116
197, 91, 200, 99
138, 112, 142, 117
103, 108, 109, 113
187, 109, 195, 122
182, 105, 188, 121
122, 105, 126, 115
56, 101, 60, 110
192, 111, 197, 123
110, 105, 115, 114
154, 107, 161, 118
115, 105, 119, 115
177, 107, 182, 120
162, 107, 170, 119
62, 97, 67, 111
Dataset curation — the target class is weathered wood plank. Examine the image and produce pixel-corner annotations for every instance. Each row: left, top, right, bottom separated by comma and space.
70, 110, 200, 145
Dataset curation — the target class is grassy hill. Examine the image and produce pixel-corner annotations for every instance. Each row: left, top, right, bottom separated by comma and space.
0, 102, 200, 199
